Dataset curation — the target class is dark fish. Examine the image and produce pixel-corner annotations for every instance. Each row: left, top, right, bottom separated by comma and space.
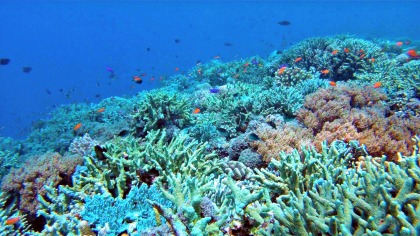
59, 88, 64, 92
251, 58, 258, 65
196, 60, 201, 65
248, 133, 261, 141
146, 47, 151, 51
224, 42, 233, 47
22, 67, 32, 73
175, 38, 181, 43
209, 87, 220, 93
277, 20, 291, 26
0, 58, 10, 65
95, 94, 101, 98
276, 50, 283, 55
46, 89, 51, 95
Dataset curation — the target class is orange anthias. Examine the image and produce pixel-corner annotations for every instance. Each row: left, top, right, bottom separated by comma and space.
6, 217, 20, 225
193, 108, 200, 114
373, 82, 382, 88
294, 57, 302, 63
278, 67, 286, 75
74, 123, 82, 131
96, 107, 105, 113
329, 81, 336, 86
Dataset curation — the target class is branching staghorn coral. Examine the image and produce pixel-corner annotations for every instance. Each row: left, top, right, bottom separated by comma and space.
131, 89, 193, 137
253, 139, 420, 235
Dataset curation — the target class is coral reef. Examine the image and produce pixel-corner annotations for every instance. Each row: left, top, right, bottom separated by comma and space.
1, 152, 83, 216
1, 35, 420, 235
297, 84, 420, 162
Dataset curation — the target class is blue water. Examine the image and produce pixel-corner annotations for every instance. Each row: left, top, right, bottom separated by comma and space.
1, 1, 419, 139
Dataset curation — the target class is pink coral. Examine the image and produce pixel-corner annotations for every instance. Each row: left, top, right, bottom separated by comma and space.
297, 84, 420, 162
1, 152, 83, 215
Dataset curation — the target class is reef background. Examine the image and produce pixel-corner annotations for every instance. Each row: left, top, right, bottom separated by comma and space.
1, 1, 419, 139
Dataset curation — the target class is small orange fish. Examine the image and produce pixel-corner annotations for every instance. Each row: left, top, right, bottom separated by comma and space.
321, 69, 329, 75
193, 108, 200, 114
359, 49, 364, 53
5, 217, 20, 225
214, 55, 220, 59
373, 82, 382, 88
159, 76, 163, 80
150, 76, 155, 81
359, 54, 365, 59
278, 67, 286, 75
197, 68, 202, 75
371, 58, 375, 63
174, 67, 179, 72
405, 41, 411, 45
243, 62, 249, 67
294, 57, 302, 63
332, 50, 338, 55
329, 81, 336, 86
73, 123, 82, 131
133, 76, 142, 84
96, 107, 105, 113
396, 42, 403, 46
344, 48, 350, 53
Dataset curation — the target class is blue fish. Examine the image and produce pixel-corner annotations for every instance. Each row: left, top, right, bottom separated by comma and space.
278, 63, 288, 69
209, 87, 220, 93
251, 58, 258, 65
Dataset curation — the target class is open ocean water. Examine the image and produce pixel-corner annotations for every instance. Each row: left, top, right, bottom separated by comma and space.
0, 1, 419, 235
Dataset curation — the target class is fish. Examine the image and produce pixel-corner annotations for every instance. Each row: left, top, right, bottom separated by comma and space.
278, 63, 288, 68
197, 68, 202, 75
193, 108, 200, 114
278, 67, 286, 75
243, 62, 249, 67
209, 87, 220, 93
373, 82, 382, 88
0, 58, 10, 65
146, 47, 151, 51
224, 42, 233, 46
133, 76, 143, 84
396, 42, 403, 46
329, 81, 337, 86
321, 69, 329, 75
332, 50, 338, 55
97, 108, 105, 113
46, 89, 52, 95
174, 67, 179, 71
371, 58, 375, 63
359, 54, 365, 59
105, 67, 114, 73
214, 55, 220, 59
294, 57, 302, 63
74, 123, 82, 131
175, 38, 181, 43
407, 49, 420, 59
405, 40, 411, 45
344, 48, 350, 53
277, 20, 291, 25
150, 76, 155, 81
22, 67, 32, 73
251, 58, 258, 65
5, 217, 20, 225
